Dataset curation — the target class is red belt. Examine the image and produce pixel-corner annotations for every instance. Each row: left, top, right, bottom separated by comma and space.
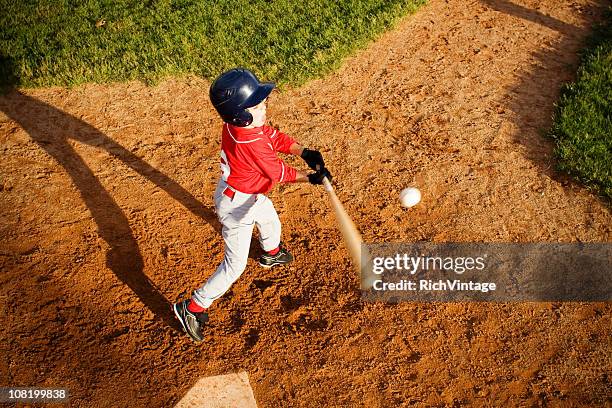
223, 187, 258, 202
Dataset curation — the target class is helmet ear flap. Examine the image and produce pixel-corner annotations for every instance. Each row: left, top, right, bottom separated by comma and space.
223, 109, 252, 127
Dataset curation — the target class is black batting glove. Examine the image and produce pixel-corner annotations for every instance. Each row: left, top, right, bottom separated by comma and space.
301, 148, 325, 171
307, 167, 333, 185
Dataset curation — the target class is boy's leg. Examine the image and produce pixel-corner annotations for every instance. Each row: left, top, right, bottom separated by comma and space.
174, 182, 258, 342
192, 218, 254, 308
254, 195, 293, 267
253, 194, 281, 252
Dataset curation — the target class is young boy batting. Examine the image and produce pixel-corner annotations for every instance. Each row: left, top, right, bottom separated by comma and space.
173, 68, 332, 342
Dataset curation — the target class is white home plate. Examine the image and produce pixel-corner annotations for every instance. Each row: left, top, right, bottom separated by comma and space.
175, 371, 258, 408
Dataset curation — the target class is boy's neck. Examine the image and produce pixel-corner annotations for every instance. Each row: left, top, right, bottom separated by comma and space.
234, 123, 263, 130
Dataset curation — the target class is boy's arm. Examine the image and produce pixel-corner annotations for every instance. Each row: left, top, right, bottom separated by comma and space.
262, 126, 327, 178
294, 169, 309, 182
284, 166, 328, 183
289, 143, 304, 156
249, 140, 305, 183
249, 142, 323, 184
290, 143, 331, 184
265, 127, 297, 154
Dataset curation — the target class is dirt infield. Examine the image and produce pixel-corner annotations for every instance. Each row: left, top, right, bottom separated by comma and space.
1, 0, 610, 406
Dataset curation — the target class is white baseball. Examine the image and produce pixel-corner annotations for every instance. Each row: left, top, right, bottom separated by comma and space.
399, 187, 421, 208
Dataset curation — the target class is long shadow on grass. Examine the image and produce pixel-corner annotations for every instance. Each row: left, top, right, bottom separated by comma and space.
0, 90, 221, 331
481, 0, 609, 191
481, 0, 579, 33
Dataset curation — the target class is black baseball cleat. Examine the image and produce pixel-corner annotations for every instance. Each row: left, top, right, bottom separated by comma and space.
173, 300, 208, 342
259, 245, 294, 268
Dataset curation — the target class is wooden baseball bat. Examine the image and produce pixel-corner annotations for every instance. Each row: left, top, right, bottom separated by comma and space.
322, 177, 374, 289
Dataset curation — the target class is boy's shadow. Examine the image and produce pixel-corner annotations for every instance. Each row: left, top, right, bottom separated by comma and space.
0, 90, 221, 330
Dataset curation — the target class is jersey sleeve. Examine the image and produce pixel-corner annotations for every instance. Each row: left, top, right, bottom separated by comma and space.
264, 126, 297, 154
249, 139, 298, 183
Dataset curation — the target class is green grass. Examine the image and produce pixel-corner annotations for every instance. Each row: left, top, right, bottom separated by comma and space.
549, 10, 612, 200
0, 0, 425, 88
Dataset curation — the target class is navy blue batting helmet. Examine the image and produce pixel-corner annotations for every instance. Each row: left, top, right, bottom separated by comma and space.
209, 68, 275, 127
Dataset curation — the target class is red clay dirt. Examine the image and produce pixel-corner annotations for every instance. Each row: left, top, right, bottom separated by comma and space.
1, 0, 611, 406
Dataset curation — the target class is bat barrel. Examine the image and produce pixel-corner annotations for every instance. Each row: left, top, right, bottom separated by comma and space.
322, 177, 374, 290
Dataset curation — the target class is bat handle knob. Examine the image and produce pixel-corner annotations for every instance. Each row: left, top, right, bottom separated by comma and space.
322, 176, 333, 192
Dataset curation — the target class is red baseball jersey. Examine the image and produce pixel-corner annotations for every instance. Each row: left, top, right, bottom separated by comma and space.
219, 123, 299, 194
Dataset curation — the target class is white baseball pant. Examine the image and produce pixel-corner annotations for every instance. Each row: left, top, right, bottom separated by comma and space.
192, 179, 281, 308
